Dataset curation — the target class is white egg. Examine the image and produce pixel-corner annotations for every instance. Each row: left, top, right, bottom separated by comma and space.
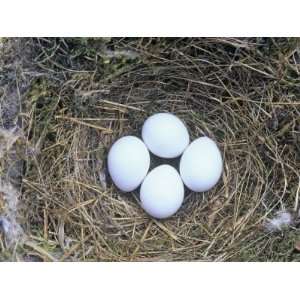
142, 113, 190, 158
140, 165, 184, 219
108, 136, 150, 192
179, 137, 223, 192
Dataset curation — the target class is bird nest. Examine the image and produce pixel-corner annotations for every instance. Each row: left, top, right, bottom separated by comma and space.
1, 38, 299, 261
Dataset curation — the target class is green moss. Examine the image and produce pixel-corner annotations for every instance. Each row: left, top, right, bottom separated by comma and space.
238, 230, 300, 262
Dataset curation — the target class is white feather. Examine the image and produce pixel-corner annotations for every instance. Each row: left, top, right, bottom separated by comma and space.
264, 211, 293, 232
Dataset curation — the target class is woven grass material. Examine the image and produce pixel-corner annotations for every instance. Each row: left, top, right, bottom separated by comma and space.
1, 38, 300, 261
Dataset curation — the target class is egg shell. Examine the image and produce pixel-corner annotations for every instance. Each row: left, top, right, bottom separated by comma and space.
140, 165, 184, 219
179, 137, 223, 192
108, 136, 150, 192
142, 113, 190, 158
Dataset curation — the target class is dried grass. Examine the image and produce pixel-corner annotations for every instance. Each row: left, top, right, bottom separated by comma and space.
1, 37, 300, 261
